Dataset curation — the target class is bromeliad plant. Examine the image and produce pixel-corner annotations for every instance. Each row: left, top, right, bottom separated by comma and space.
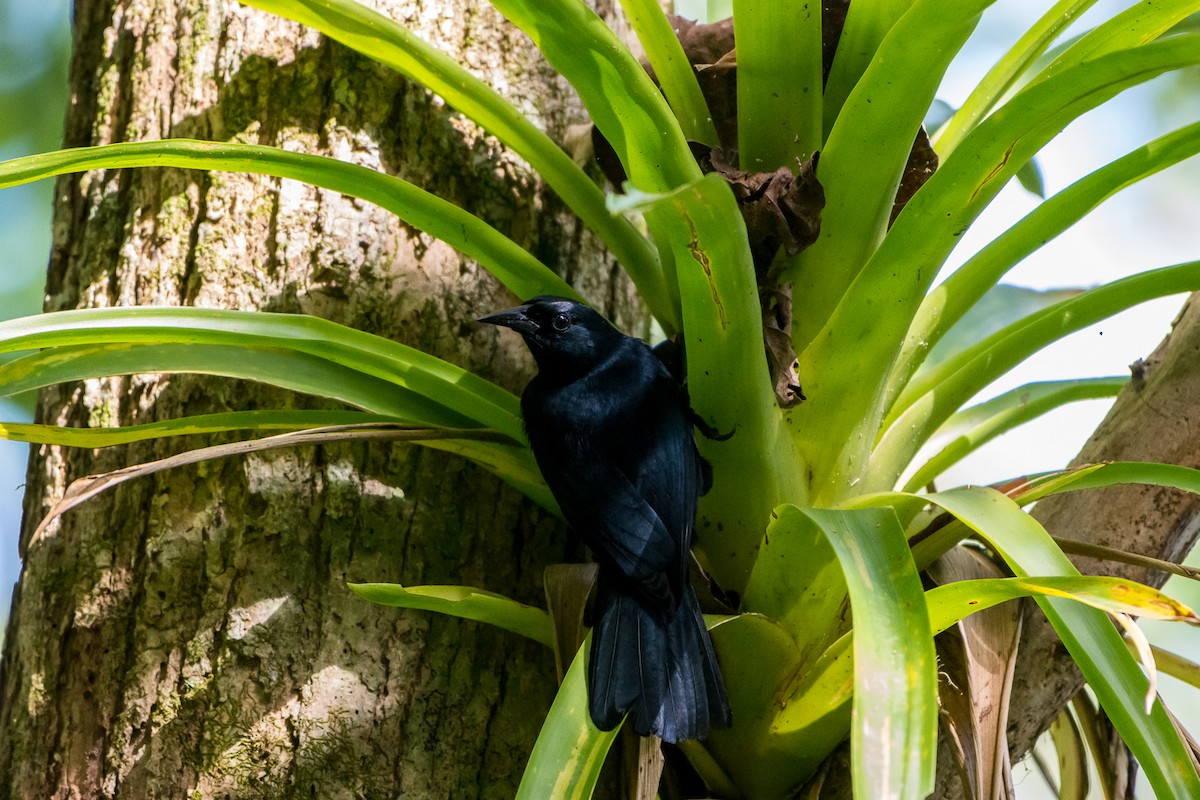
3, 0, 1200, 797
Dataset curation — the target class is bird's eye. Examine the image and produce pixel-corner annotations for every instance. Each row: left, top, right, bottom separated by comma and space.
551, 313, 572, 332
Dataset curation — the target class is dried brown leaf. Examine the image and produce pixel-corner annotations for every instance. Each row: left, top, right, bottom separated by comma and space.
929, 546, 1022, 800
543, 562, 599, 683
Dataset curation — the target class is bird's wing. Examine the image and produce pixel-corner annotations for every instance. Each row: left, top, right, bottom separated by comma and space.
540, 452, 679, 610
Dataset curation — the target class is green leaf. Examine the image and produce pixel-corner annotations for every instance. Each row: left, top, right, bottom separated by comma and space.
918, 285, 1084, 375
1015, 461, 1200, 506
0, 409, 388, 447
1038, 0, 1200, 81
701, 613, 826, 798
486, 0, 700, 193
348, 583, 553, 647
0, 140, 579, 307
0, 309, 555, 507
618, 0, 719, 146
771, 570, 1196, 754
622, 174, 804, 592
925, 575, 1199, 636
0, 342, 471, 428
795, 36, 1200, 504
515, 638, 621, 800
743, 501, 843, 663
29, 425, 545, 543
899, 376, 1126, 492
893, 120, 1200, 398
773, 505, 937, 800
895, 486, 1200, 799
904, 461, 1200, 571
788, 0, 992, 354
821, 0, 919, 135
732, 0, 823, 171
235, 0, 672, 327
933, 0, 1101, 154
875, 261, 1200, 486
0, 307, 524, 439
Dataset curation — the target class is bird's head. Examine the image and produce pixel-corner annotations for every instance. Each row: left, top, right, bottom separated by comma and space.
478, 296, 626, 374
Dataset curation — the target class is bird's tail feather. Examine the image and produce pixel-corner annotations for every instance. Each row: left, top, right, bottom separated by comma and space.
588, 578, 731, 743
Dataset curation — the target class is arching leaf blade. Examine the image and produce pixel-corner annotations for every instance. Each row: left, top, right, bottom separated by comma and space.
893, 121, 1200, 399
0, 342, 470, 427
788, 0, 992, 354
933, 0, 1101, 154
348, 583, 554, 647
0, 307, 525, 440
0, 409, 389, 447
773, 504, 937, 800
618, 0, 719, 146
796, 37, 1200, 504
898, 376, 1126, 492
876, 261, 1200, 486
486, 0, 700, 192
926, 575, 1199, 636
0, 140, 580, 308
515, 638, 621, 800
1037, 0, 1200, 81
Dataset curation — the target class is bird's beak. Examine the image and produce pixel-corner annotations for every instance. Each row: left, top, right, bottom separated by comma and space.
477, 304, 538, 335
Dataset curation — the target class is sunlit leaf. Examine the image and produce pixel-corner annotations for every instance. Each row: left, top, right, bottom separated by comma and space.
876, 261, 1200, 488
0, 140, 579, 306
797, 37, 1200, 503
900, 376, 1126, 492
487, 0, 699, 192
703, 613, 822, 798
515, 639, 621, 800
618, 0, 719, 146
894, 120, 1200, 396
918, 285, 1085, 375
0, 409, 380, 447
791, 0, 992, 354
773, 505, 937, 800
934, 0, 1102, 154
349, 582, 554, 647
0, 307, 524, 438
30, 425, 534, 542
925, 575, 1199, 635
732, 0, 822, 170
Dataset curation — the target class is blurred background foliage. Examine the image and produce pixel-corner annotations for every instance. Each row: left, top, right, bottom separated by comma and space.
0, 0, 70, 640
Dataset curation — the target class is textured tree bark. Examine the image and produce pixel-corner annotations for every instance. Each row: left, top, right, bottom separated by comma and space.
0, 0, 638, 797
1011, 293, 1200, 758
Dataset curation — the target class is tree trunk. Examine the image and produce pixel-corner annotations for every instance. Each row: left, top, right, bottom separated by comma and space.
0, 1, 638, 797
1011, 293, 1200, 756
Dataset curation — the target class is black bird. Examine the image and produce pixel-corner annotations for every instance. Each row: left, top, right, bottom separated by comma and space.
479, 296, 731, 743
